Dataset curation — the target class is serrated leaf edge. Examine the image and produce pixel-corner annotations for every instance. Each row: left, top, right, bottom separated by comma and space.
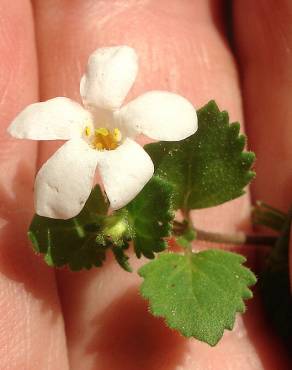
139, 250, 256, 346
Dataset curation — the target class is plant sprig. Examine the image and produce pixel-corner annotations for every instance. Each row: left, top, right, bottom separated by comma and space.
28, 100, 262, 346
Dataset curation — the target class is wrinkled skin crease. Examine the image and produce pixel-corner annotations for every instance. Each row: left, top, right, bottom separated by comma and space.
0, 0, 291, 369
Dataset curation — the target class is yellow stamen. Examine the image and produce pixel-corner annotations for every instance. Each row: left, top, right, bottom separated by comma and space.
86, 127, 122, 151
95, 128, 109, 136
85, 126, 91, 136
113, 128, 122, 142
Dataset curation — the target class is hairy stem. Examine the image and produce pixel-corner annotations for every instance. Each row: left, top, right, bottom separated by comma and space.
195, 229, 277, 246
173, 220, 277, 246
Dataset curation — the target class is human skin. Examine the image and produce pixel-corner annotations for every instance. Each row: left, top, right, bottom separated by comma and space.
0, 0, 291, 369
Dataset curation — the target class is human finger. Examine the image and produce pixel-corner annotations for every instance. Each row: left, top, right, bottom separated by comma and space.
33, 0, 288, 369
0, 1, 69, 368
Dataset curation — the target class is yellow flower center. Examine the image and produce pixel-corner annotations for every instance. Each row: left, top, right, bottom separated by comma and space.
85, 126, 122, 150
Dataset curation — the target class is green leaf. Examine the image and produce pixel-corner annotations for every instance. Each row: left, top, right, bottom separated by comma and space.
28, 177, 173, 270
28, 185, 110, 270
111, 244, 132, 272
145, 100, 255, 210
260, 208, 292, 348
122, 176, 174, 259
139, 249, 256, 346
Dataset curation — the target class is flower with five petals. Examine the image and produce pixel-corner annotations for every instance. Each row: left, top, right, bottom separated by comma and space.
8, 46, 197, 219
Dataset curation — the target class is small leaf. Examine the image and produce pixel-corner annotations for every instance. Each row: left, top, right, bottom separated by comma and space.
139, 249, 256, 346
111, 244, 132, 272
28, 185, 109, 270
145, 100, 255, 211
122, 176, 174, 259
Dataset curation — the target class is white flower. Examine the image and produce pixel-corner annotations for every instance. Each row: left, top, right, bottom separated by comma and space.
8, 46, 197, 219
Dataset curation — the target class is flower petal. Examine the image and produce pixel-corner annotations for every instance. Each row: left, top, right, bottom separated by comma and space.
116, 91, 198, 141
80, 46, 138, 111
35, 138, 97, 219
96, 138, 154, 209
8, 97, 91, 140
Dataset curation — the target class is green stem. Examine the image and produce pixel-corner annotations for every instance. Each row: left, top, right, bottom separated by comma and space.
180, 210, 195, 255
173, 220, 277, 246
195, 229, 277, 246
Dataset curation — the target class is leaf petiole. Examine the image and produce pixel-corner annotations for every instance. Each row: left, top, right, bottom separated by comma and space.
173, 220, 277, 247
195, 229, 277, 246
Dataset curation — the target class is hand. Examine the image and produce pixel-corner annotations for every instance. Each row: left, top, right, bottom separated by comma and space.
0, 1, 291, 369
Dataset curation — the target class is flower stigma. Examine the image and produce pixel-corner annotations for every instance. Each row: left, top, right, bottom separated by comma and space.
84, 126, 122, 150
